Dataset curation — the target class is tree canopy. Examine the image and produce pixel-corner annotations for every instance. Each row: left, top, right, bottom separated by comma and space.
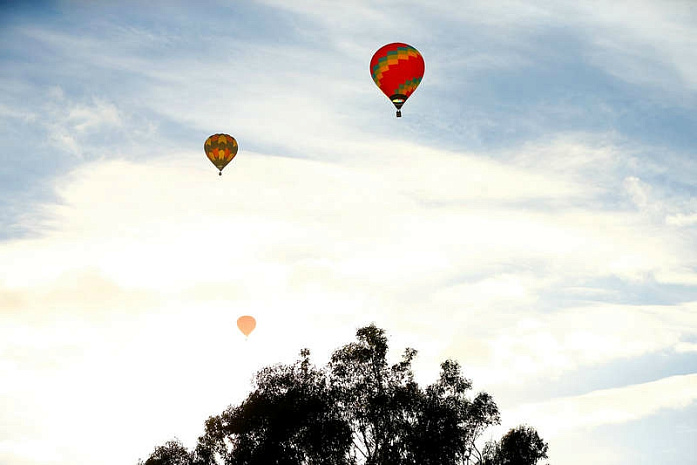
138, 325, 548, 465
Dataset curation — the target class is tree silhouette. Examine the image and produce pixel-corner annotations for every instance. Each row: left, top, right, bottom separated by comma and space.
195, 348, 352, 465
139, 438, 193, 465
481, 425, 549, 465
138, 325, 548, 465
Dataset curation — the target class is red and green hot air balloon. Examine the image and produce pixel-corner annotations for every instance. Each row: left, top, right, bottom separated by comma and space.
204, 133, 238, 176
370, 43, 425, 117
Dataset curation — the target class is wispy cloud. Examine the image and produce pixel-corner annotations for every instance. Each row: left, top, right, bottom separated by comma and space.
2, 134, 695, 389
666, 212, 697, 226
448, 302, 697, 388
508, 373, 697, 436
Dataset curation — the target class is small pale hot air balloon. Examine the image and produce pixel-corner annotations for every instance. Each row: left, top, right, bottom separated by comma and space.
370, 43, 425, 117
204, 133, 238, 175
237, 315, 256, 338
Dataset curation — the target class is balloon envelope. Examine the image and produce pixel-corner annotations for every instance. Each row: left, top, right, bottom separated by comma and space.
237, 315, 256, 337
370, 43, 424, 116
204, 133, 238, 175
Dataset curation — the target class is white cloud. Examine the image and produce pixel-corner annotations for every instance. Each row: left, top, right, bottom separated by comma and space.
573, 0, 697, 93
0, 440, 63, 464
67, 99, 122, 132
0, 104, 37, 123
653, 268, 697, 286
3, 134, 688, 300
666, 212, 697, 226
440, 301, 697, 388
623, 176, 651, 209
507, 373, 697, 437
674, 341, 697, 353
259, 0, 697, 98
1, 137, 695, 455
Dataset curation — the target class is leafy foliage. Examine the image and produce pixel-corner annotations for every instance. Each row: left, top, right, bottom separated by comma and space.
138, 439, 194, 465
139, 325, 548, 465
196, 349, 352, 465
482, 425, 549, 465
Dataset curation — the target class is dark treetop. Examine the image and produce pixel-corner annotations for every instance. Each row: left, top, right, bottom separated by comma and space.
139, 324, 549, 465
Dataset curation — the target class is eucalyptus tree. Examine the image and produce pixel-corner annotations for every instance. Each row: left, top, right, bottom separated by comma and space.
139, 325, 548, 465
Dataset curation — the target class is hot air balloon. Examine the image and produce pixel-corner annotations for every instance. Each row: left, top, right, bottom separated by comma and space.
370, 43, 424, 117
237, 315, 256, 337
204, 133, 238, 175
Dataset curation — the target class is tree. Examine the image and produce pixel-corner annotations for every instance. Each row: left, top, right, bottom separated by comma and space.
191, 348, 352, 465
139, 325, 548, 465
138, 438, 193, 465
481, 425, 549, 465
327, 325, 500, 465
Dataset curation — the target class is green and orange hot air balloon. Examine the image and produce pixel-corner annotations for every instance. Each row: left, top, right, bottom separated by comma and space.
370, 43, 425, 117
204, 133, 238, 175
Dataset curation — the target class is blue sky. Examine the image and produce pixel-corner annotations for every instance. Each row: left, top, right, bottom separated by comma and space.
1, 1, 697, 464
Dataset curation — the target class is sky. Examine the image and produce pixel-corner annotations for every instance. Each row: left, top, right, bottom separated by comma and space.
1, 0, 697, 464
